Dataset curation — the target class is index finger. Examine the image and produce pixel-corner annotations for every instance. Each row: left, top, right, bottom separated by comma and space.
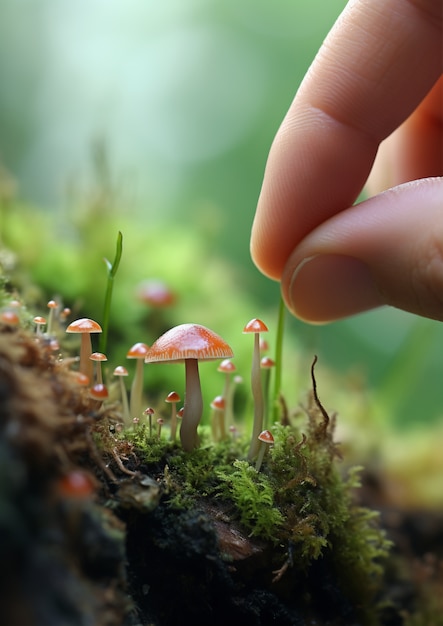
250, 0, 443, 280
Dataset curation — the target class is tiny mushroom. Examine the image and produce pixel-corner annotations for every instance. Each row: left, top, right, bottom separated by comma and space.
33, 316, 47, 336
113, 366, 131, 427
243, 318, 269, 460
90, 352, 107, 384
217, 358, 236, 429
46, 299, 58, 336
165, 391, 181, 441
145, 323, 233, 451
126, 342, 150, 420
143, 406, 155, 438
261, 356, 276, 430
255, 429, 274, 472
210, 395, 226, 442
66, 318, 102, 380
89, 382, 109, 408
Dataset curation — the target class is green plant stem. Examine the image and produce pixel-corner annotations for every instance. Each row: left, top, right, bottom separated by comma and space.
272, 295, 285, 424
99, 231, 123, 355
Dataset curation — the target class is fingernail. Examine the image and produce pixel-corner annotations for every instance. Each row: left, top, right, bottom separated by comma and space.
286, 254, 383, 322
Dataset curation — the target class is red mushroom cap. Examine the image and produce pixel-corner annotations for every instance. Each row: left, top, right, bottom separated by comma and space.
145, 323, 233, 363
217, 359, 236, 373
126, 342, 150, 359
258, 429, 274, 444
243, 318, 268, 334
89, 383, 109, 400
260, 356, 275, 369
165, 391, 181, 403
210, 395, 225, 411
66, 318, 102, 334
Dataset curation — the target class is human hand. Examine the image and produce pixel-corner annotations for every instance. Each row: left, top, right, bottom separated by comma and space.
250, 0, 443, 322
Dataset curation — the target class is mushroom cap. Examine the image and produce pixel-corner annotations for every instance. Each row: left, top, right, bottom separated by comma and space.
258, 429, 274, 444
260, 356, 275, 369
33, 316, 47, 325
90, 351, 108, 362
243, 318, 268, 334
143, 407, 155, 416
210, 395, 225, 410
89, 383, 109, 400
165, 391, 181, 403
217, 358, 236, 373
1, 310, 20, 326
66, 318, 102, 334
113, 365, 128, 376
145, 323, 233, 363
127, 342, 150, 359
136, 279, 176, 308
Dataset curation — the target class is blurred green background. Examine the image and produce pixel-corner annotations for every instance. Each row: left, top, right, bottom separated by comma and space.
1, 0, 443, 430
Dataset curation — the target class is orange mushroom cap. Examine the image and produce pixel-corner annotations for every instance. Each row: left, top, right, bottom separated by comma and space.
126, 342, 150, 359
1, 310, 20, 326
217, 359, 236, 373
210, 395, 225, 410
243, 318, 268, 334
165, 391, 181, 403
89, 383, 109, 400
258, 429, 274, 444
260, 356, 275, 369
145, 323, 233, 363
66, 318, 102, 334
113, 365, 128, 376
90, 352, 108, 362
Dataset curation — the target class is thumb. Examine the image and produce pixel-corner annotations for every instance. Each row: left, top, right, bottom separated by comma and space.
281, 177, 443, 323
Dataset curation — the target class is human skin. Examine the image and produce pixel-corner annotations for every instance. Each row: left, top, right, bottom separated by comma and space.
250, 0, 443, 323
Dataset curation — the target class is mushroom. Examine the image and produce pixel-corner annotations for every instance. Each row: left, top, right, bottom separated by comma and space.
33, 315, 47, 336
46, 299, 58, 336
89, 382, 108, 410
145, 323, 233, 451
66, 318, 102, 380
126, 342, 150, 420
217, 358, 236, 429
113, 366, 131, 427
90, 351, 107, 384
165, 391, 181, 441
156, 417, 164, 438
210, 395, 226, 442
243, 318, 269, 460
260, 356, 276, 429
255, 429, 274, 472
143, 406, 155, 438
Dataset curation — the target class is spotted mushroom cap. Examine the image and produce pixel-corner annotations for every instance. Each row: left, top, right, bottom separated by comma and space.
145, 323, 233, 363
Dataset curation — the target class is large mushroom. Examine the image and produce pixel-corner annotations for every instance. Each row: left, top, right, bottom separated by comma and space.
66, 318, 102, 380
145, 323, 233, 451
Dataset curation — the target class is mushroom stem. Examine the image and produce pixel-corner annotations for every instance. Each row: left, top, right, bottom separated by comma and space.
180, 358, 203, 451
255, 442, 267, 472
130, 359, 144, 419
169, 404, 178, 441
80, 334, 93, 380
118, 378, 131, 428
247, 333, 264, 460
